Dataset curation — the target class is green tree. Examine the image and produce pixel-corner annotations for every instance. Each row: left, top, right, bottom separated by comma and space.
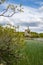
0, 1, 24, 65
0, 25, 25, 65
30, 32, 39, 38
39, 33, 43, 38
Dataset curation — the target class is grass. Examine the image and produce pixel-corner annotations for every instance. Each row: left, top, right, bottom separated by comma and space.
1, 39, 43, 65
18, 40, 43, 65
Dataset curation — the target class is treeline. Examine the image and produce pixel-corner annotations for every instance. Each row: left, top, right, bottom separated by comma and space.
24, 32, 43, 38
39, 33, 43, 38
30, 32, 43, 38
30, 32, 39, 38
16, 32, 43, 38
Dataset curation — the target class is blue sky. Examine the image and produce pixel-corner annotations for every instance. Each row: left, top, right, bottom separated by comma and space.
7, 0, 43, 8
0, 0, 43, 33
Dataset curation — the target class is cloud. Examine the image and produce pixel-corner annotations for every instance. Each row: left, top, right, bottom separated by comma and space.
35, 1, 43, 6
16, 22, 39, 27
30, 27, 43, 33
0, 4, 43, 33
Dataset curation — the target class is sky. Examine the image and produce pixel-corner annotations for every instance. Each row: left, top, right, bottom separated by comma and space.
0, 0, 43, 33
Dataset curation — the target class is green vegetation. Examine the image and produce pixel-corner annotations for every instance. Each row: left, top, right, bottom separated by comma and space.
0, 26, 43, 65
24, 40, 43, 65
0, 26, 25, 65
30, 32, 39, 38
30, 32, 43, 38
39, 33, 43, 38
0, 0, 43, 65
14, 40, 43, 65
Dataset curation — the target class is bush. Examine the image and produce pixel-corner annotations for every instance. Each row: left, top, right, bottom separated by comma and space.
0, 26, 25, 65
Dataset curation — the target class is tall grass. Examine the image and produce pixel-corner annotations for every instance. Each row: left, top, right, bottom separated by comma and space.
18, 40, 43, 65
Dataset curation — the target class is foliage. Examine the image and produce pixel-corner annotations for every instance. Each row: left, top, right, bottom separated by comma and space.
24, 40, 43, 65
0, 26, 25, 65
39, 33, 43, 38
30, 32, 39, 38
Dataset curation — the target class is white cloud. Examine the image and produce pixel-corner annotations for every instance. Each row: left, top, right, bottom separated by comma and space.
35, 1, 43, 6
0, 4, 43, 33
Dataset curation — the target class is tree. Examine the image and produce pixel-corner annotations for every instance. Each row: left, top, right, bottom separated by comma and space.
0, 0, 24, 17
0, 25, 25, 65
39, 33, 43, 38
30, 32, 39, 38
0, 1, 25, 65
